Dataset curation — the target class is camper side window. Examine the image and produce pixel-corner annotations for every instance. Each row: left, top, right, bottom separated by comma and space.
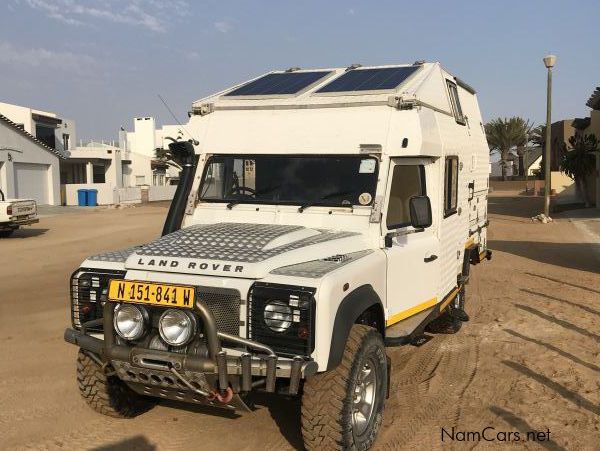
446, 81, 465, 125
386, 164, 426, 229
444, 156, 459, 217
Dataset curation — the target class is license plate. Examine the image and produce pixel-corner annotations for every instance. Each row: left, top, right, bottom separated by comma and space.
108, 280, 195, 308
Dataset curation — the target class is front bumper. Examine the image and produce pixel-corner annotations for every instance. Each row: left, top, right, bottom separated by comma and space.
64, 300, 317, 407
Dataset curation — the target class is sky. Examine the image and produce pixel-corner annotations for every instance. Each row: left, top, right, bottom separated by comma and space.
0, 0, 598, 141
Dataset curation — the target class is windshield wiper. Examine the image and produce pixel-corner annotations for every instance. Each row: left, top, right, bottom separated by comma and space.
298, 190, 354, 213
226, 184, 282, 210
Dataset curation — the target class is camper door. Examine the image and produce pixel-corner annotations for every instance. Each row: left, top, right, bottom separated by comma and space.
383, 158, 440, 327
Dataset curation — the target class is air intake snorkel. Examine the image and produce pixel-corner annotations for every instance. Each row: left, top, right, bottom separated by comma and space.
161, 140, 198, 236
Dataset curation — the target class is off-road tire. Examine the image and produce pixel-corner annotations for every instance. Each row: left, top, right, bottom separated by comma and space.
301, 325, 387, 451
77, 350, 154, 418
426, 286, 466, 334
0, 230, 14, 238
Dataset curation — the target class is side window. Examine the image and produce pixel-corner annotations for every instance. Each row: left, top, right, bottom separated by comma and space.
444, 157, 459, 217
446, 81, 465, 125
386, 164, 425, 229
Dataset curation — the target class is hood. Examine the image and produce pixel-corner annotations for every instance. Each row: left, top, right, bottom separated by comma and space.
88, 222, 368, 279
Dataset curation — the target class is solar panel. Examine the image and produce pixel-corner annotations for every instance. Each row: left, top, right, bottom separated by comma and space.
316, 66, 420, 93
224, 71, 332, 96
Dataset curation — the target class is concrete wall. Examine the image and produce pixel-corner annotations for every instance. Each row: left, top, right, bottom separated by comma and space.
148, 185, 177, 201
114, 187, 141, 204
123, 149, 153, 186
55, 118, 76, 154
0, 102, 35, 133
126, 117, 156, 158
64, 183, 113, 205
0, 120, 61, 205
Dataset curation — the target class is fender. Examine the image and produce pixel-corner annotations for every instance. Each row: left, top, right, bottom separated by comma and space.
326, 284, 385, 370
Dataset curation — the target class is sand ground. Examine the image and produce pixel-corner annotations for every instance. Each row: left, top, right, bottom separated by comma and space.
0, 194, 598, 450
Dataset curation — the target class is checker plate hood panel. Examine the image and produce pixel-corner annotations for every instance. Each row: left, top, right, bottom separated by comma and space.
88, 222, 364, 279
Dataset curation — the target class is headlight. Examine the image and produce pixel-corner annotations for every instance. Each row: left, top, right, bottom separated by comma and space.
263, 300, 293, 332
113, 304, 147, 340
158, 309, 196, 346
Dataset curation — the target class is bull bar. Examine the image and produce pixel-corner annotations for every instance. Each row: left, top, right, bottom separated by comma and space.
64, 301, 318, 400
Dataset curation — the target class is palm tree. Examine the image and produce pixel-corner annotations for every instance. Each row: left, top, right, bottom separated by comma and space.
531, 124, 546, 149
485, 117, 533, 180
530, 125, 547, 178
154, 146, 182, 171
561, 134, 598, 207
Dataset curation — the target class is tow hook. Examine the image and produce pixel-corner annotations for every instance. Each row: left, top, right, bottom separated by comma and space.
209, 387, 234, 404
169, 364, 234, 404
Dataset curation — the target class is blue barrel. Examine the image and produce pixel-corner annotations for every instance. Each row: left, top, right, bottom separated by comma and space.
87, 189, 98, 206
77, 189, 88, 206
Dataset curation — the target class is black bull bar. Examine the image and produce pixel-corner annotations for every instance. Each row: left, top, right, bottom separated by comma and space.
64, 301, 318, 399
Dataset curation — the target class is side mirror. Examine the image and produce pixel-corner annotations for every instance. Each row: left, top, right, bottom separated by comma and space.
409, 196, 432, 229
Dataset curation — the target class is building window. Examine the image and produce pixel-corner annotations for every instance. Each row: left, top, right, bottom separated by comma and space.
386, 164, 426, 229
62, 133, 70, 151
444, 156, 459, 217
153, 173, 165, 186
60, 162, 86, 184
92, 164, 106, 183
35, 124, 56, 148
446, 81, 465, 125
135, 175, 146, 186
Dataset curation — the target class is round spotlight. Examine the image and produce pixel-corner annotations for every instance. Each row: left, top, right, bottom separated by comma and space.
113, 304, 147, 340
158, 309, 196, 346
263, 300, 292, 332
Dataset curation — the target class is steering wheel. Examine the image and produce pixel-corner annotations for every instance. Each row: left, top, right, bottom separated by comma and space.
227, 186, 257, 197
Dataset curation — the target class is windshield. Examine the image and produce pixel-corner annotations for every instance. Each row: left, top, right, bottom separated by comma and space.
199, 154, 379, 208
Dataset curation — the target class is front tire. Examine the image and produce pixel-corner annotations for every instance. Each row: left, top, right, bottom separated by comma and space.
301, 325, 387, 451
77, 350, 154, 418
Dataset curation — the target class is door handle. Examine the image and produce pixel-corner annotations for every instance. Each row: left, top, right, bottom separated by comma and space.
424, 254, 438, 263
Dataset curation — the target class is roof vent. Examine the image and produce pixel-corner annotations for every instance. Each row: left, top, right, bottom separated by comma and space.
413, 60, 426, 65
345, 63, 362, 71
285, 67, 301, 72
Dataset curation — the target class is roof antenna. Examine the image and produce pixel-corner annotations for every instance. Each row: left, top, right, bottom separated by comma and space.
157, 94, 199, 145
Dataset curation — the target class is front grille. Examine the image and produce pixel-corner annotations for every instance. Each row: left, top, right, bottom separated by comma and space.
72, 273, 241, 337
197, 286, 241, 335
71, 268, 126, 330
248, 283, 315, 358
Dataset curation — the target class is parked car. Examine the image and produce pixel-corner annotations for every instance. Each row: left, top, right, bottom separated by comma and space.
64, 62, 491, 450
0, 189, 38, 237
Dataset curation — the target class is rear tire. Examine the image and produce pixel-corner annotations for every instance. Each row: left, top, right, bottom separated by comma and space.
301, 325, 387, 451
0, 229, 14, 238
77, 350, 154, 418
426, 286, 466, 334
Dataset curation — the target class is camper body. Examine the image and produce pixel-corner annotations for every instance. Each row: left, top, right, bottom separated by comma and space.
64, 62, 491, 450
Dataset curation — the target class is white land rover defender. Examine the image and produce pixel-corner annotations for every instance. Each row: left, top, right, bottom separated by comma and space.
0, 189, 38, 237
65, 62, 491, 450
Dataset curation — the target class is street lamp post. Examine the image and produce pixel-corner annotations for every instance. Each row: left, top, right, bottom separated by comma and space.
543, 54, 556, 217
524, 132, 529, 194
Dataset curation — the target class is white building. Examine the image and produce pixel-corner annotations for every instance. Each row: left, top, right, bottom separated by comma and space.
0, 101, 76, 154
61, 141, 156, 205
120, 116, 183, 185
1, 113, 68, 205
